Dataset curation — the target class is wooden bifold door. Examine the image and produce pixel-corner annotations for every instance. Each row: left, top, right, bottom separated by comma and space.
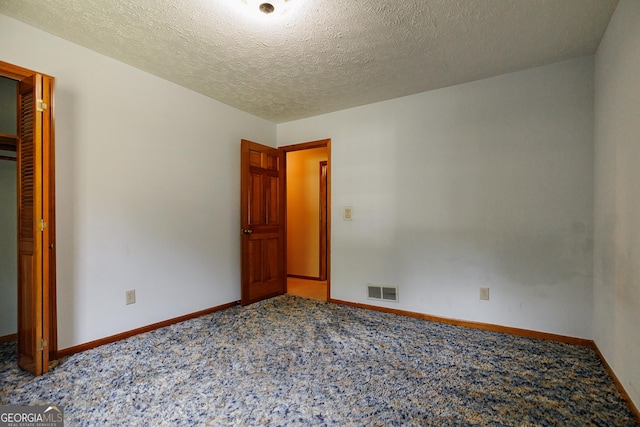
1, 60, 57, 376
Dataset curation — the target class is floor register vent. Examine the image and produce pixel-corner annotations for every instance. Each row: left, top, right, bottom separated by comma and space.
367, 284, 399, 302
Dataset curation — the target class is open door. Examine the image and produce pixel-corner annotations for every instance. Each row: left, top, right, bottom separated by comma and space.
240, 140, 286, 305
16, 73, 51, 375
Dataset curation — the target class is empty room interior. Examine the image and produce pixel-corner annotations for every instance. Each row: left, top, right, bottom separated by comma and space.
0, 0, 639, 425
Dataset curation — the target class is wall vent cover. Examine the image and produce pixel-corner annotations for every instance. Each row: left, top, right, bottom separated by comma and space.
367, 284, 398, 302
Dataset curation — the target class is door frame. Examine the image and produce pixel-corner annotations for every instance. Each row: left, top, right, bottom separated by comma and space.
280, 139, 331, 300
0, 60, 57, 369
319, 160, 328, 281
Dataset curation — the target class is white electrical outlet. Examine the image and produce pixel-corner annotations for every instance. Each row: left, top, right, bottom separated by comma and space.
126, 290, 136, 305
480, 287, 490, 301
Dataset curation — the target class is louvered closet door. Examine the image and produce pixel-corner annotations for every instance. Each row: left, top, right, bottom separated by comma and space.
17, 74, 47, 375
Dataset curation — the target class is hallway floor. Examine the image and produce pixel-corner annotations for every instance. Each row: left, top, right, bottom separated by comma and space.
286, 277, 327, 301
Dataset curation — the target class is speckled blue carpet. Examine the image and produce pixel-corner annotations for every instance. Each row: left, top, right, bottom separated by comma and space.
0, 295, 636, 426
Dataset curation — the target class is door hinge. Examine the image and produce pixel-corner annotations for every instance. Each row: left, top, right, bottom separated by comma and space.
38, 219, 47, 232
39, 339, 48, 352
37, 99, 48, 112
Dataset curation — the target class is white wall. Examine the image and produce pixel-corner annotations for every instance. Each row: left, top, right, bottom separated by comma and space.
594, 0, 640, 409
0, 158, 17, 337
0, 14, 276, 349
279, 57, 595, 338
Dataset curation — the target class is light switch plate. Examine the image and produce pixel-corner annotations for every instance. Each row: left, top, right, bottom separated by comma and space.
343, 206, 353, 221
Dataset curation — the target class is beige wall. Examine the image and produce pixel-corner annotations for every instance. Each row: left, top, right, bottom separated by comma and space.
286, 147, 328, 277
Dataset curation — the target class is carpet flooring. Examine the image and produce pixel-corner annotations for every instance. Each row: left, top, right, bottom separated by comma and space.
0, 295, 636, 426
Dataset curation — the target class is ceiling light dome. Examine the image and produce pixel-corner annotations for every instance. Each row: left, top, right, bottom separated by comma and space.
239, 0, 295, 20
259, 3, 275, 14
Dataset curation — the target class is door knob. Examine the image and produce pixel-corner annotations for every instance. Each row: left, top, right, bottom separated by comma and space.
242, 229, 253, 234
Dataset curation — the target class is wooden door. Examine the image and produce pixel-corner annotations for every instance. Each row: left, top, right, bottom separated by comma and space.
17, 73, 49, 375
240, 139, 285, 305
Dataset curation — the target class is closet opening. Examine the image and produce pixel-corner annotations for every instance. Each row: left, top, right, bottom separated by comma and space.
0, 75, 18, 346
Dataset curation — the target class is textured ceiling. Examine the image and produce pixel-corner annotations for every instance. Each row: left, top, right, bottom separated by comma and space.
0, 0, 618, 123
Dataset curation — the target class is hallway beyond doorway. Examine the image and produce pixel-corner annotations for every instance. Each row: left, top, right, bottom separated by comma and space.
287, 277, 327, 301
